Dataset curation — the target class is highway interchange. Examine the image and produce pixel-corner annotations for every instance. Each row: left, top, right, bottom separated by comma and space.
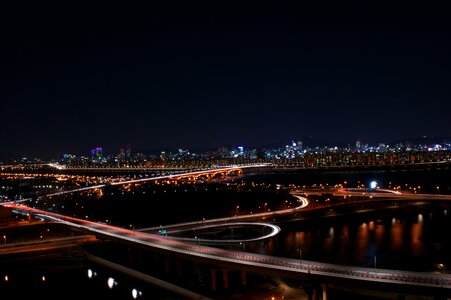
1, 165, 451, 292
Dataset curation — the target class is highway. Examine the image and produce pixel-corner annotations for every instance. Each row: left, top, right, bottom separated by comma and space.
46, 163, 271, 172
41, 164, 268, 199
0, 235, 98, 255
150, 222, 281, 244
2, 165, 451, 291
6, 203, 451, 290
138, 195, 308, 233
317, 188, 451, 202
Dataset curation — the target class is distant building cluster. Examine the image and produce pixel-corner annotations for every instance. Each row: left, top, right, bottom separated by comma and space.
61, 144, 146, 166
52, 139, 451, 168
1, 139, 450, 169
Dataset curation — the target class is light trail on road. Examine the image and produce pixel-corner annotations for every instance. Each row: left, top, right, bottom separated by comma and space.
158, 222, 281, 244
6, 203, 451, 290
32, 164, 269, 199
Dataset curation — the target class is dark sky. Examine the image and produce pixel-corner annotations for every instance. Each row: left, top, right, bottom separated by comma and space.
1, 4, 450, 159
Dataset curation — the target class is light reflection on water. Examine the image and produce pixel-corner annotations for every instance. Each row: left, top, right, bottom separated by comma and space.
241, 169, 451, 272
390, 219, 403, 252
247, 205, 450, 272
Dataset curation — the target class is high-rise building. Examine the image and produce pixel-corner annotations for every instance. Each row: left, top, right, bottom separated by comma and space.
355, 140, 361, 151
125, 144, 132, 158
90, 147, 103, 158
217, 146, 229, 158
297, 140, 303, 151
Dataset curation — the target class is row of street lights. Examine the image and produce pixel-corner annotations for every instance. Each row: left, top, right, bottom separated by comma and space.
234, 202, 271, 217
88, 269, 143, 299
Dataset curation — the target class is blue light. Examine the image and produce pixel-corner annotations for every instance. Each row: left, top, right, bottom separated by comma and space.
370, 181, 377, 189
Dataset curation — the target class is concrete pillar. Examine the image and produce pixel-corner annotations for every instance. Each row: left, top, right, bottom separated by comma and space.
210, 269, 217, 291
135, 249, 142, 267
154, 252, 160, 262
128, 247, 143, 267
193, 262, 201, 275
240, 270, 247, 287
221, 269, 229, 289
127, 247, 133, 263
309, 286, 318, 300
175, 259, 182, 278
164, 258, 170, 275
322, 283, 328, 300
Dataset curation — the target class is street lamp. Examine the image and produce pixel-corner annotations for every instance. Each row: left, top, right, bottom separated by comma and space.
240, 242, 245, 251
107, 277, 117, 289
87, 269, 97, 279
236, 205, 239, 216
132, 288, 142, 299
2, 235, 6, 244
370, 181, 377, 190
297, 248, 302, 265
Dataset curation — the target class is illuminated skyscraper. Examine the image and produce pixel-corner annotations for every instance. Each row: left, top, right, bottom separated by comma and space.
126, 144, 132, 158
355, 140, 361, 151
90, 147, 103, 158
297, 140, 303, 151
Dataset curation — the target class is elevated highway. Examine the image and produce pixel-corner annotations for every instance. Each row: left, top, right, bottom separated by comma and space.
2, 170, 451, 295
298, 187, 451, 202
5, 204, 451, 291
39, 164, 267, 199
0, 235, 98, 256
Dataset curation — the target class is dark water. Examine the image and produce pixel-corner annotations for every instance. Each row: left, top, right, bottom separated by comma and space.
3, 168, 450, 298
238, 168, 451, 272
50, 167, 451, 273
246, 203, 450, 272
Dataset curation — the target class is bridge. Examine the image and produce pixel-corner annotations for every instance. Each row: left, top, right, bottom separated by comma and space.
10, 164, 266, 200
298, 187, 451, 202
172, 167, 242, 181
2, 165, 451, 298
149, 222, 281, 245
5, 202, 451, 294
44, 163, 269, 173
0, 234, 98, 256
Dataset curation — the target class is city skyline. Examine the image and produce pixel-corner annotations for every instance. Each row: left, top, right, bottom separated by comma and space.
1, 5, 450, 159
1, 134, 450, 161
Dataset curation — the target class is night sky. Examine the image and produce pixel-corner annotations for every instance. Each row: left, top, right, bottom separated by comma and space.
1, 4, 450, 159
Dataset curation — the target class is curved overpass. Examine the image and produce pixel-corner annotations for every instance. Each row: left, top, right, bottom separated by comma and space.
156, 222, 281, 244
6, 204, 451, 291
